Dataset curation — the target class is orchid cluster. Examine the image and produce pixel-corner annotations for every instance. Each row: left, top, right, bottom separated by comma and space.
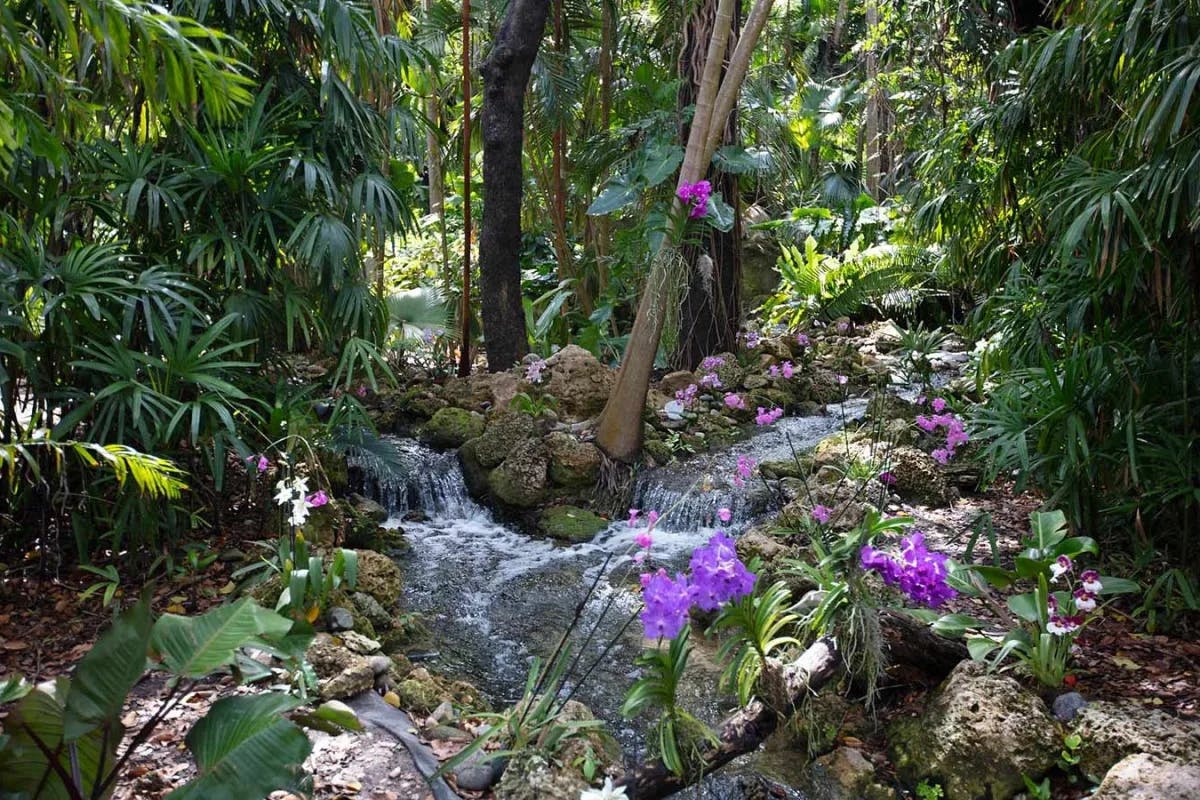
699, 355, 726, 371
698, 371, 722, 389
1045, 556, 1104, 635
741, 330, 761, 349
723, 392, 746, 411
767, 361, 796, 379
525, 358, 548, 384
639, 531, 756, 639
811, 504, 833, 524
273, 475, 329, 527
915, 398, 969, 464
754, 406, 784, 426
860, 531, 957, 608
676, 180, 712, 219
674, 383, 699, 408
795, 333, 811, 348
247, 454, 270, 473
732, 454, 755, 487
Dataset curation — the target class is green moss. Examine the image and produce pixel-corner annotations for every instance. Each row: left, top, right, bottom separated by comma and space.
537, 506, 609, 543
421, 406, 485, 448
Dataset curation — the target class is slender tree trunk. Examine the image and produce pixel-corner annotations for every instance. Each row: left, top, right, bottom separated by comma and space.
672, 0, 742, 371
423, 0, 449, 290
458, 0, 474, 376
864, 0, 884, 199
478, 0, 550, 371
596, 0, 774, 461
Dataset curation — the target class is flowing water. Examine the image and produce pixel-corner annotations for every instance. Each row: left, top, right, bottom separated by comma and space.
368, 400, 869, 795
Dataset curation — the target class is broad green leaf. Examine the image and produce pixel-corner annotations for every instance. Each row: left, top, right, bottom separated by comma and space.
587, 181, 638, 216
930, 613, 988, 637
1015, 556, 1047, 579
1053, 536, 1099, 558
167, 693, 311, 800
639, 143, 683, 187
707, 195, 735, 232
314, 700, 362, 731
64, 598, 152, 741
969, 565, 1016, 590
966, 636, 999, 661
152, 598, 293, 678
0, 678, 120, 800
1029, 510, 1068, 553
1007, 592, 1042, 623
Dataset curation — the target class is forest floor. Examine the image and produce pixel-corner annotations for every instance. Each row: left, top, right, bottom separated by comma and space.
1, 480, 1197, 799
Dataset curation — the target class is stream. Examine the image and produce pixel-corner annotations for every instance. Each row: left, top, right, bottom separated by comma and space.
369, 399, 869, 796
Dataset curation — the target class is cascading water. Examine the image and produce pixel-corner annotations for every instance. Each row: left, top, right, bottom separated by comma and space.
367, 401, 869, 794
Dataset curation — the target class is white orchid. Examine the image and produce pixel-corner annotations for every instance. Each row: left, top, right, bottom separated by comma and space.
579, 777, 627, 800
274, 476, 311, 527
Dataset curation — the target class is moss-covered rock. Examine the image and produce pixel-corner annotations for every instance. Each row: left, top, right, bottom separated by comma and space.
540, 345, 615, 421
537, 505, 609, 543
644, 438, 674, 466
495, 752, 588, 800
489, 439, 549, 508
545, 432, 602, 487
305, 633, 376, 700
1071, 700, 1200, 782
353, 549, 403, 607
475, 409, 537, 469
458, 437, 492, 500
888, 660, 1060, 800
759, 458, 810, 480
421, 406, 485, 449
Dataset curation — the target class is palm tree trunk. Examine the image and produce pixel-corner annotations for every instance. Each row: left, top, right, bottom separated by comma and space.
458, 0, 474, 376
864, 0, 883, 199
478, 0, 550, 371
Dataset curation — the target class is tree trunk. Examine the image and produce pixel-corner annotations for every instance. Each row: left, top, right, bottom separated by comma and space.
458, 0, 474, 377
423, 0, 448, 290
672, 0, 742, 370
863, 0, 884, 199
619, 638, 841, 798
478, 0, 549, 372
595, 0, 773, 462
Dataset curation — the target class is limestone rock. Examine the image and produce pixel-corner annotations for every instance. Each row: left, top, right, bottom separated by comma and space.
495, 752, 587, 800
545, 432, 602, 487
888, 660, 1060, 800
540, 345, 614, 421
349, 493, 389, 524
351, 591, 393, 631
338, 630, 381, 654
475, 410, 536, 469
1091, 753, 1200, 800
353, 549, 404, 607
306, 633, 375, 700
537, 505, 609, 542
421, 406, 485, 449
887, 445, 951, 505
489, 439, 549, 508
327, 606, 354, 632
807, 747, 895, 800
458, 437, 491, 500
1072, 700, 1200, 781
658, 370, 698, 395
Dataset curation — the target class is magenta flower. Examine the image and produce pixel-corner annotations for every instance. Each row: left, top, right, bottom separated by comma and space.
306, 490, 329, 508
525, 359, 548, 383
931, 397, 947, 413
635, 530, 653, 549
754, 406, 784, 426
647, 510, 660, 528
676, 180, 712, 219
931, 448, 951, 465
256, 455, 269, 473
700, 355, 726, 371
837, 321, 850, 332
811, 504, 832, 524
782, 361, 795, 379
675, 384, 699, 408
742, 331, 761, 349
1080, 570, 1103, 594
860, 531, 957, 608
1073, 588, 1097, 612
1051, 555, 1073, 581
723, 392, 746, 411
355, 384, 368, 398
796, 333, 811, 347
836, 374, 848, 385
916, 415, 937, 432
768, 365, 780, 377
733, 455, 755, 487
717, 507, 732, 523
878, 470, 897, 486
628, 508, 640, 526
699, 372, 722, 389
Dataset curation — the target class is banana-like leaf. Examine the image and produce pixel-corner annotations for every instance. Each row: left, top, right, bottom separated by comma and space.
0, 678, 120, 800
166, 693, 311, 800
152, 598, 293, 678
63, 599, 152, 741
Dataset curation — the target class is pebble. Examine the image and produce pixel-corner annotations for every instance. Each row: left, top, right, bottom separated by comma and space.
1052, 691, 1089, 722
327, 607, 354, 632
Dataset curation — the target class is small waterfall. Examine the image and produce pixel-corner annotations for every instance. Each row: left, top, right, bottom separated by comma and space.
357, 439, 481, 519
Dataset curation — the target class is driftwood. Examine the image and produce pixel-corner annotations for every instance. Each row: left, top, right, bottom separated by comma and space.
619, 637, 841, 799
880, 609, 969, 680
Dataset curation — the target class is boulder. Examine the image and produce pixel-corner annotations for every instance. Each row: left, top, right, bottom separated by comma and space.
495, 752, 587, 800
338, 630, 381, 654
306, 633, 375, 700
887, 445, 951, 505
807, 747, 896, 800
1090, 753, 1200, 800
658, 370, 698, 395
349, 493, 389, 524
539, 345, 614, 421
888, 660, 1060, 800
441, 371, 519, 411
351, 591, 394, 631
538, 506, 609, 543
421, 406, 485, 449
475, 410, 537, 469
545, 432, 602, 487
353, 549, 404, 607
1071, 700, 1200, 781
458, 437, 491, 499
489, 439, 550, 508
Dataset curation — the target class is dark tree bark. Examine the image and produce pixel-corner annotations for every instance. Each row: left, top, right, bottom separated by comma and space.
478, 0, 549, 372
672, 0, 742, 371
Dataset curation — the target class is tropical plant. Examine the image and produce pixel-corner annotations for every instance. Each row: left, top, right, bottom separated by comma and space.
709, 579, 801, 706
0, 597, 314, 800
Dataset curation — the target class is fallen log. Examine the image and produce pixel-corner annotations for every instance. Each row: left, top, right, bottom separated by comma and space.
618, 637, 840, 799
880, 609, 968, 680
